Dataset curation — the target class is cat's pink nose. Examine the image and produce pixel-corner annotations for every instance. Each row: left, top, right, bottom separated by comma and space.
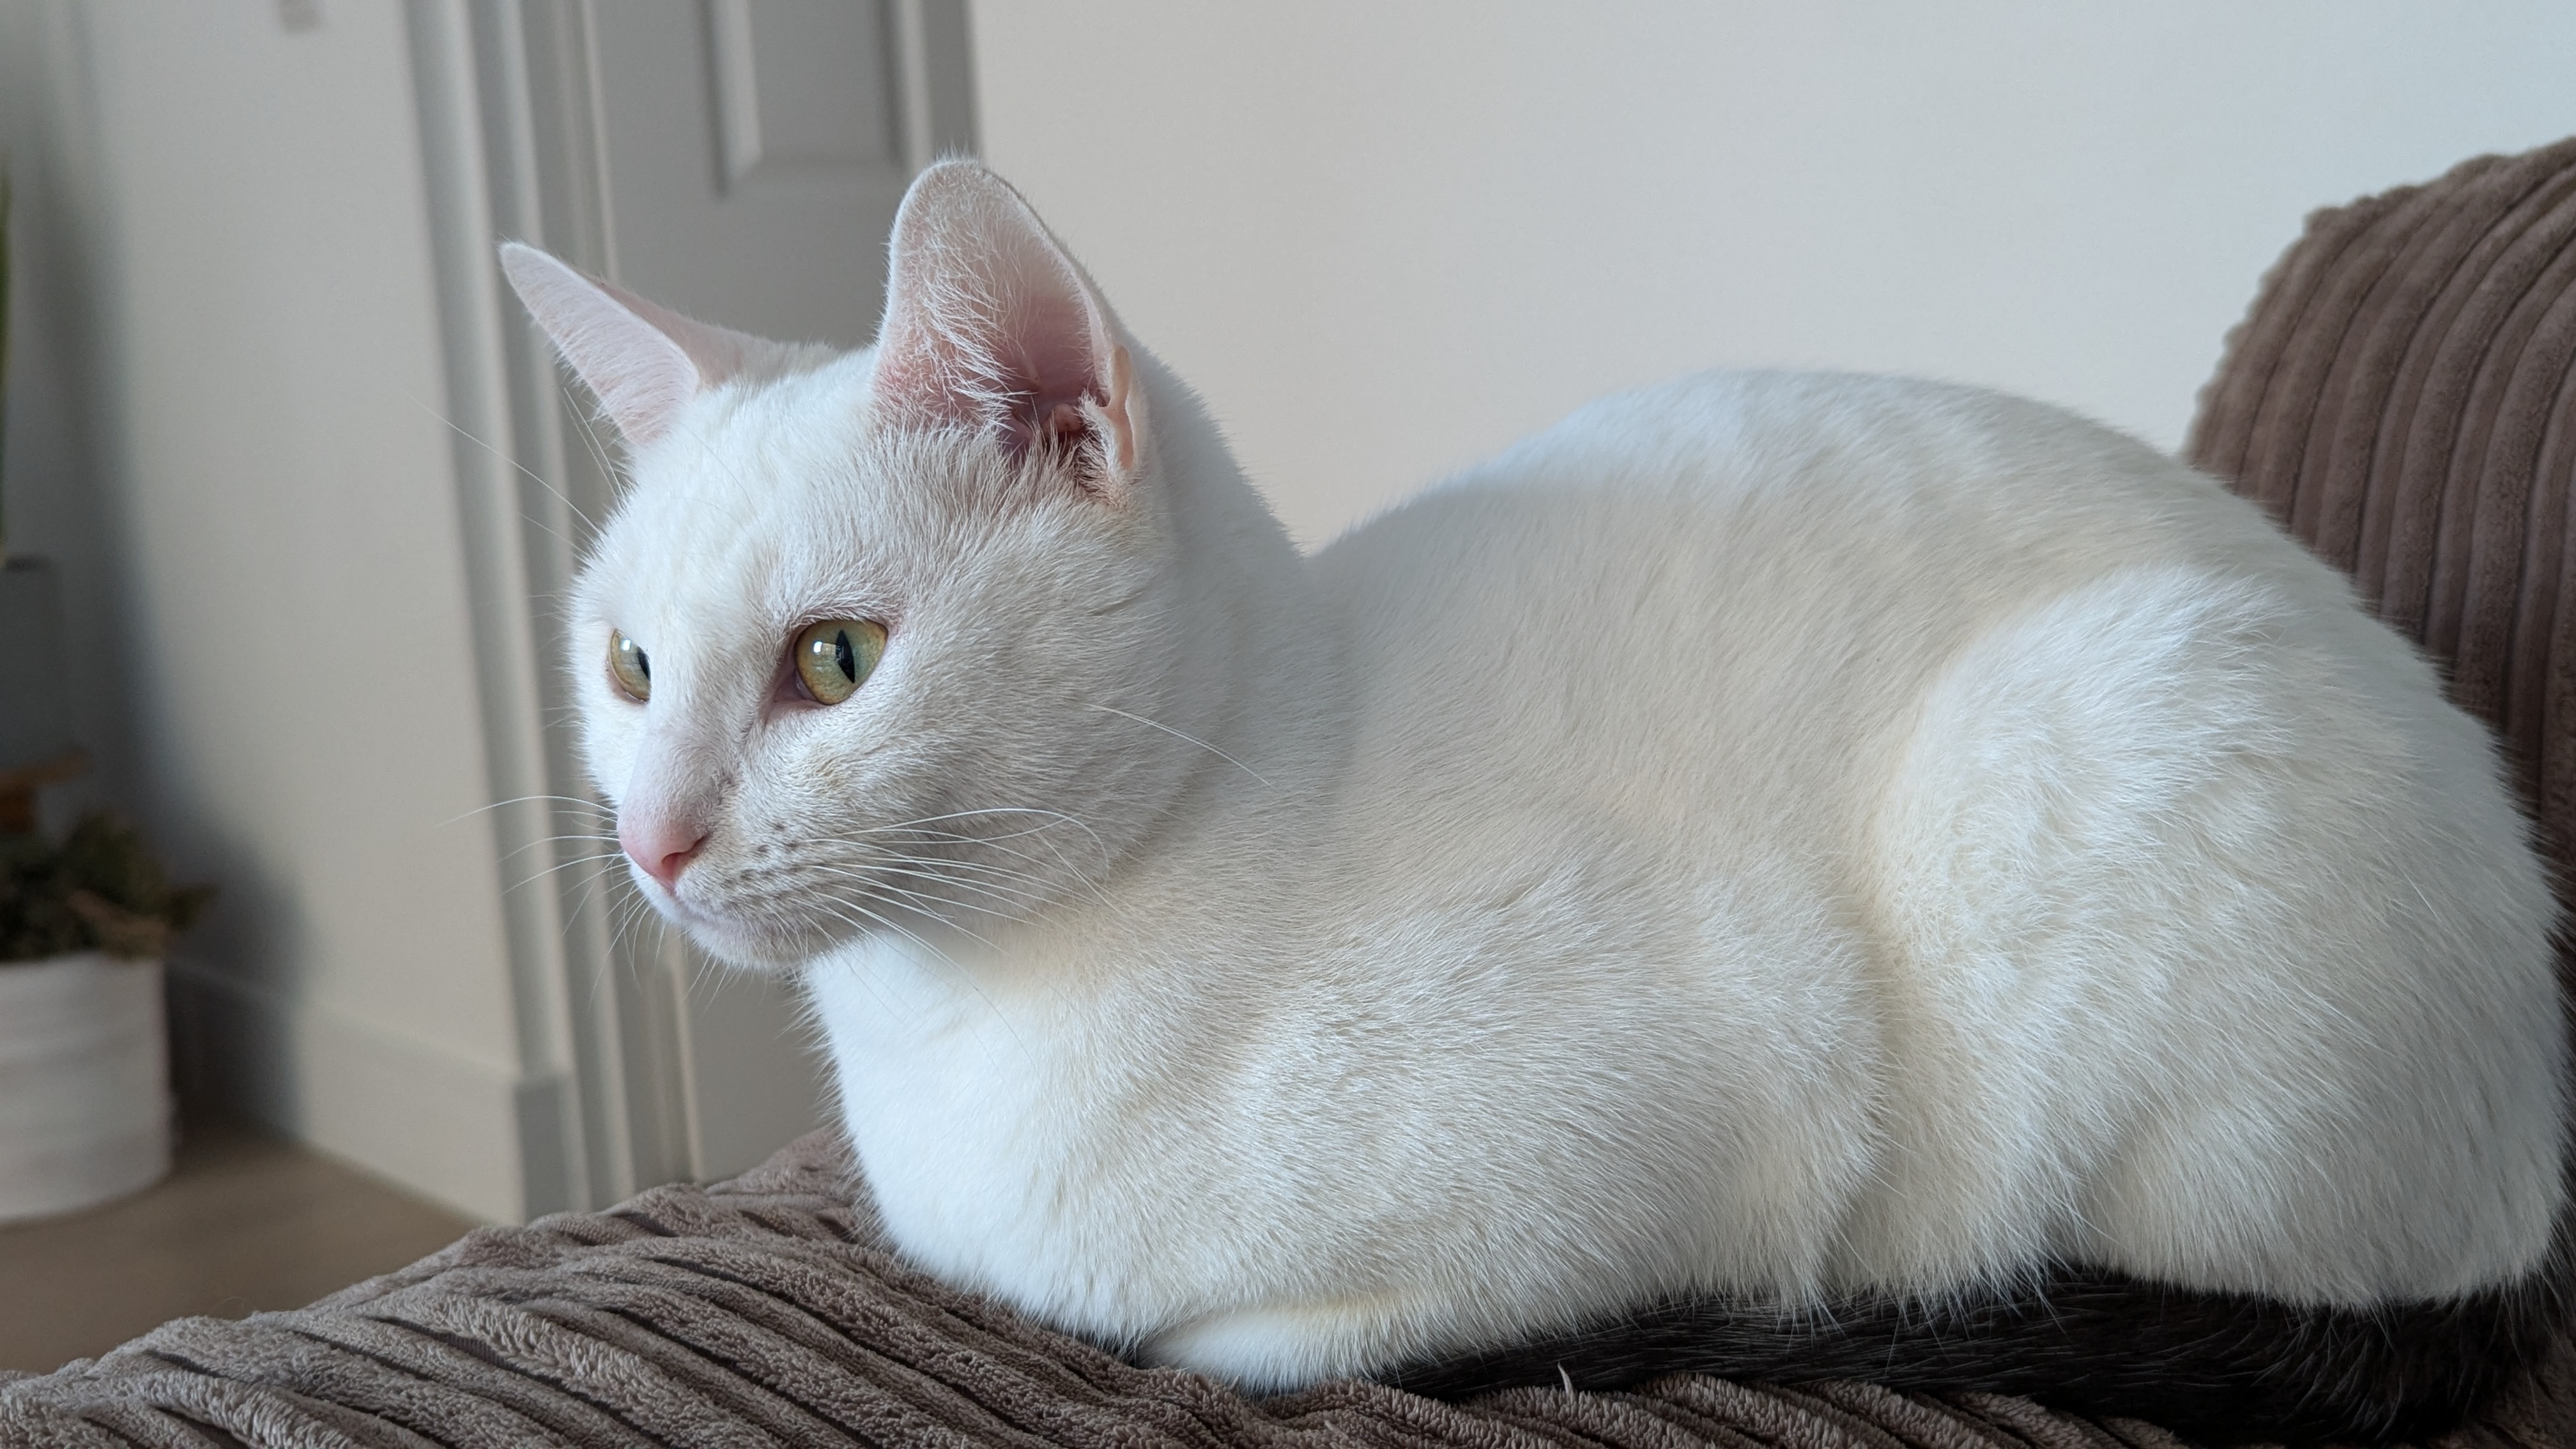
620, 816, 708, 892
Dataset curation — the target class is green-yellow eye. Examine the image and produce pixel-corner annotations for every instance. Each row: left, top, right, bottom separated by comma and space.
608, 629, 652, 701
795, 618, 886, 705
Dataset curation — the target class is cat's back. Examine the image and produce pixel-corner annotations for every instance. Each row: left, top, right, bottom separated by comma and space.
1308, 370, 2343, 852
1314, 369, 2323, 638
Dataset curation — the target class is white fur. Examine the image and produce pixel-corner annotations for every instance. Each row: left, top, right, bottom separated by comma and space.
519, 163, 2567, 1390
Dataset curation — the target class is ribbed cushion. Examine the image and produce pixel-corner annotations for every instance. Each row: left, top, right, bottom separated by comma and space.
6, 1129, 2568, 1446
2189, 135, 2576, 929
0, 1131, 2227, 1448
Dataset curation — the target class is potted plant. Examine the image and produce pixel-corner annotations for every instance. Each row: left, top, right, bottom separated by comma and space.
0, 816, 210, 1221
0, 158, 210, 1221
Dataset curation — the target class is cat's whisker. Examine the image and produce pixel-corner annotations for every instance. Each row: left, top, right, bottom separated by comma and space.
507, 847, 631, 895
438, 793, 617, 829
503, 852, 621, 901
667, 422, 774, 532
808, 890, 1036, 1066
806, 862, 1041, 925
827, 832, 1057, 870
561, 867, 624, 944
854, 856, 1062, 893
607, 888, 668, 964
878, 808, 1110, 857
802, 815, 1114, 909
512, 511, 576, 554
812, 872, 1041, 924
497, 832, 624, 866
404, 390, 601, 536
809, 835, 1113, 908
564, 383, 627, 495
803, 866, 994, 938
812, 887, 988, 968
1082, 702, 1271, 788
676, 939, 754, 1013
882, 809, 1114, 900
843, 889, 1006, 953
537, 873, 625, 937
803, 925, 909, 1024
834, 826, 1095, 875
851, 863, 1055, 912
841, 818, 1073, 847
824, 848, 1065, 898
827, 832, 1108, 900
599, 900, 641, 963
512, 835, 628, 866
844, 806, 1106, 848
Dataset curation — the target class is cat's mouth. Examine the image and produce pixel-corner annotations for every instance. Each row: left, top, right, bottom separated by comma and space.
645, 882, 816, 971
634, 827, 1059, 970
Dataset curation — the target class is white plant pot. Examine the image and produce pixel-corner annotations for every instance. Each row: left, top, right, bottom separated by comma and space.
0, 951, 173, 1222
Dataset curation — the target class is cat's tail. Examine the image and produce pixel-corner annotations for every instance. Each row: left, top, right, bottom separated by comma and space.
1381, 1266, 2564, 1445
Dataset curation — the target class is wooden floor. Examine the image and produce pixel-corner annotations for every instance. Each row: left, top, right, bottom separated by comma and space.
0, 1117, 479, 1375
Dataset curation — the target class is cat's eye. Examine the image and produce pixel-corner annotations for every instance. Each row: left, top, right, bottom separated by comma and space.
608, 630, 652, 702
794, 619, 886, 705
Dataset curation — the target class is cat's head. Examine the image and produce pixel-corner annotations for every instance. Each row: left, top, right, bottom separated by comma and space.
504, 163, 1227, 970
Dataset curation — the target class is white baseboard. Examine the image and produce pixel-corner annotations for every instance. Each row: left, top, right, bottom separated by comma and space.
165, 963, 557, 1223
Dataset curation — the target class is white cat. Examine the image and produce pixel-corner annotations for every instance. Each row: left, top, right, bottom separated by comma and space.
502, 162, 2568, 1441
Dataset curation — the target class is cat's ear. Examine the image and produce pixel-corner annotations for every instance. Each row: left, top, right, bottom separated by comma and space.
497, 242, 778, 446
871, 162, 1142, 494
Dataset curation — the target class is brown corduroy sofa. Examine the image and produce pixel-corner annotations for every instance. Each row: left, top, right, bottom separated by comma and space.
11, 139, 2576, 1449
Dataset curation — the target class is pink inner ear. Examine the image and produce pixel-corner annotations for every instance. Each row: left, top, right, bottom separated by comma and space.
872, 166, 1114, 461
985, 284, 1107, 455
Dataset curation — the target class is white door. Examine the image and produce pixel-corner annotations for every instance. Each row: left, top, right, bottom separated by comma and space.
597, 0, 977, 1183
438, 0, 976, 1199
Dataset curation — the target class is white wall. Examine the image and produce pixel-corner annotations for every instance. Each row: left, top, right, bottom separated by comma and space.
0, 3, 129, 818
974, 2, 2576, 545
4, 0, 534, 1222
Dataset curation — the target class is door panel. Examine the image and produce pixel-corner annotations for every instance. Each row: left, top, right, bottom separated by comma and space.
592, 0, 910, 349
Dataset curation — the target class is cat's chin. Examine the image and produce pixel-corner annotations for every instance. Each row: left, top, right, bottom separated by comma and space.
684, 932, 809, 974
654, 897, 816, 974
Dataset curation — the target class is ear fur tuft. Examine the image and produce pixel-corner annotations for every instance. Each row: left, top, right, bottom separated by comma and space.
872, 163, 1142, 494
